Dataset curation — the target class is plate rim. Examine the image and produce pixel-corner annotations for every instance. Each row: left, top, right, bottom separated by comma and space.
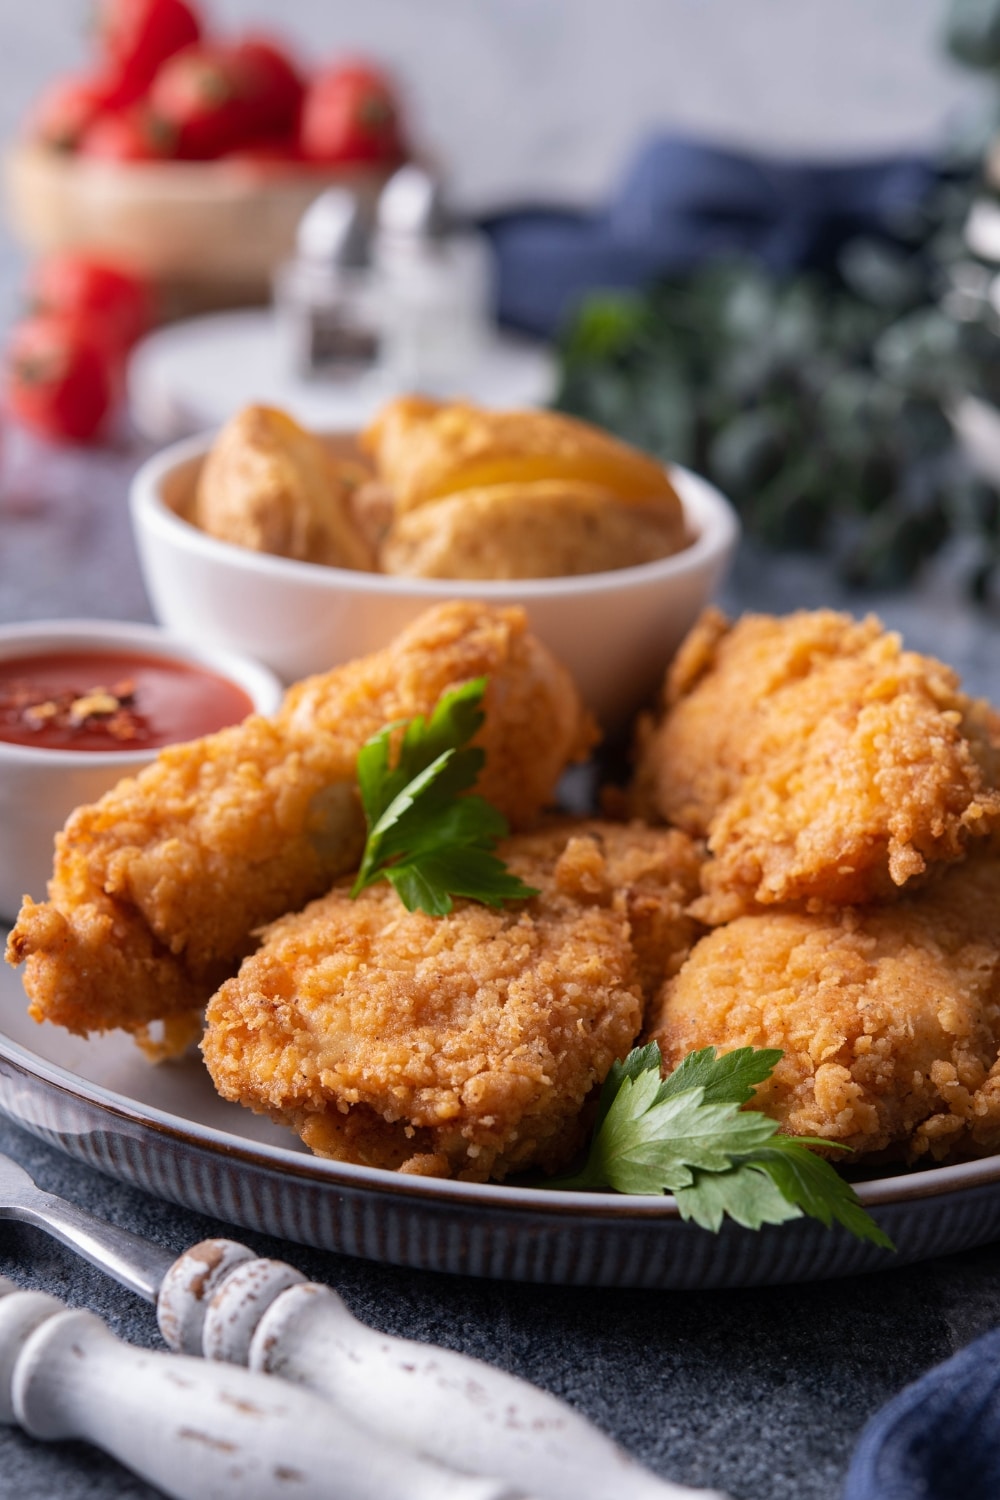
2, 1018, 998, 1223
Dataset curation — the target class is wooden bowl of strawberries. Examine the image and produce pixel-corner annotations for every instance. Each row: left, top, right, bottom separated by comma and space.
4, 0, 408, 313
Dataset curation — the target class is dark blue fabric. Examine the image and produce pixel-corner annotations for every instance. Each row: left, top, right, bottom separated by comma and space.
843, 1324, 1000, 1500
479, 134, 936, 337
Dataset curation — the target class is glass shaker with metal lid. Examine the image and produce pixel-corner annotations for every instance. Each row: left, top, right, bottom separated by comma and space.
371, 165, 494, 390
273, 187, 380, 380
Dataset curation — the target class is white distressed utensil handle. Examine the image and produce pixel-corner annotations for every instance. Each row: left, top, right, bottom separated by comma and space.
159, 1245, 724, 1500
0, 1283, 536, 1500
0, 1165, 721, 1497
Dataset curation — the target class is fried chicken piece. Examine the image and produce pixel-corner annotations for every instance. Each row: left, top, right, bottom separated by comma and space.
194, 405, 374, 570
7, 604, 595, 1050
202, 820, 702, 1180
650, 856, 1000, 1164
630, 608, 1000, 918
509, 819, 704, 1012
379, 480, 686, 580
360, 396, 684, 515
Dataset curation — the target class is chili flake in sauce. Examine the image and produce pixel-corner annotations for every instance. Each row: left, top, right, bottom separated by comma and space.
0, 650, 254, 751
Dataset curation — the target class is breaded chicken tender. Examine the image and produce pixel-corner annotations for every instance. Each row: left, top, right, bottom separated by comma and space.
379, 480, 686, 580
194, 405, 374, 570
631, 608, 1000, 918
509, 820, 704, 1012
360, 396, 684, 515
650, 857, 1000, 1164
7, 604, 595, 1051
202, 820, 702, 1180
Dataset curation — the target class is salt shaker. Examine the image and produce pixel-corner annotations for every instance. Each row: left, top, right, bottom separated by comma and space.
371, 164, 494, 390
273, 187, 380, 380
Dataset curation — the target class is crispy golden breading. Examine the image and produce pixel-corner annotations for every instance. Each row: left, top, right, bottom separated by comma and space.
379, 481, 686, 580
202, 820, 702, 1180
502, 820, 704, 1017
6, 604, 595, 1048
194, 405, 374, 569
360, 396, 684, 515
650, 856, 1000, 1163
630, 608, 1000, 917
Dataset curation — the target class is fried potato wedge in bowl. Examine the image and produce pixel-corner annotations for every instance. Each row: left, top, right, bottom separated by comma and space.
379, 479, 687, 580
359, 395, 685, 514
130, 407, 737, 731
194, 405, 374, 570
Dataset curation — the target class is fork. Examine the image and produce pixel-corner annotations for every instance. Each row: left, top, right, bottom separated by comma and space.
0, 1149, 720, 1500
0, 1145, 173, 1299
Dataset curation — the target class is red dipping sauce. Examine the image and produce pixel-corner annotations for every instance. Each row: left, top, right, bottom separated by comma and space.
0, 649, 255, 752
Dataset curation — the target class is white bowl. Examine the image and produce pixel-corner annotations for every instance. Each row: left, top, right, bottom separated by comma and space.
0, 619, 283, 921
129, 431, 740, 732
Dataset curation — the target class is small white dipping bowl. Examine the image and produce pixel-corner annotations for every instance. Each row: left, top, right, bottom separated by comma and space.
130, 431, 740, 732
0, 619, 283, 921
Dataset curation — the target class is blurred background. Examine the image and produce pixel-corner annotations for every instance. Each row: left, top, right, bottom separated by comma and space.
0, 0, 986, 242
8, 0, 1000, 611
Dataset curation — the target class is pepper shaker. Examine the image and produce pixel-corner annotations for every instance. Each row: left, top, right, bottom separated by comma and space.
273, 187, 381, 380
371, 164, 494, 390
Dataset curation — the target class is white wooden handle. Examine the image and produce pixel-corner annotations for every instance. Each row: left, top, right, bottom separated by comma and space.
156, 1239, 258, 1354
0, 1286, 538, 1500
0, 1276, 63, 1424
249, 1281, 720, 1500
158, 1249, 720, 1500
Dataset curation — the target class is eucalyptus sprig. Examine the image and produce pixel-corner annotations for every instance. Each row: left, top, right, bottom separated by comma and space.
555, 223, 1000, 600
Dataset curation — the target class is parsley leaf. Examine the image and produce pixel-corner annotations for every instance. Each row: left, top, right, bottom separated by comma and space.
673, 1164, 802, 1232
659, 1044, 783, 1105
351, 677, 540, 916
564, 1067, 777, 1195
546, 1043, 894, 1250
735, 1135, 890, 1246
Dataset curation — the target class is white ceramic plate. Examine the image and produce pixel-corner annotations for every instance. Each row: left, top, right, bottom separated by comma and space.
2, 945, 1000, 1289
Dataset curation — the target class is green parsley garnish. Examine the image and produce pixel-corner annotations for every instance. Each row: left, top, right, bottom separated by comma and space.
546, 1043, 894, 1249
351, 676, 540, 917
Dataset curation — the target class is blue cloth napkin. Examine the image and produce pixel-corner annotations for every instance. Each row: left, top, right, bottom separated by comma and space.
843, 1324, 1000, 1499
480, 134, 936, 337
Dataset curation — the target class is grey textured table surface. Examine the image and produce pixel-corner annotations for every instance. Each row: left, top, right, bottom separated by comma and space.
2, 429, 1000, 1500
